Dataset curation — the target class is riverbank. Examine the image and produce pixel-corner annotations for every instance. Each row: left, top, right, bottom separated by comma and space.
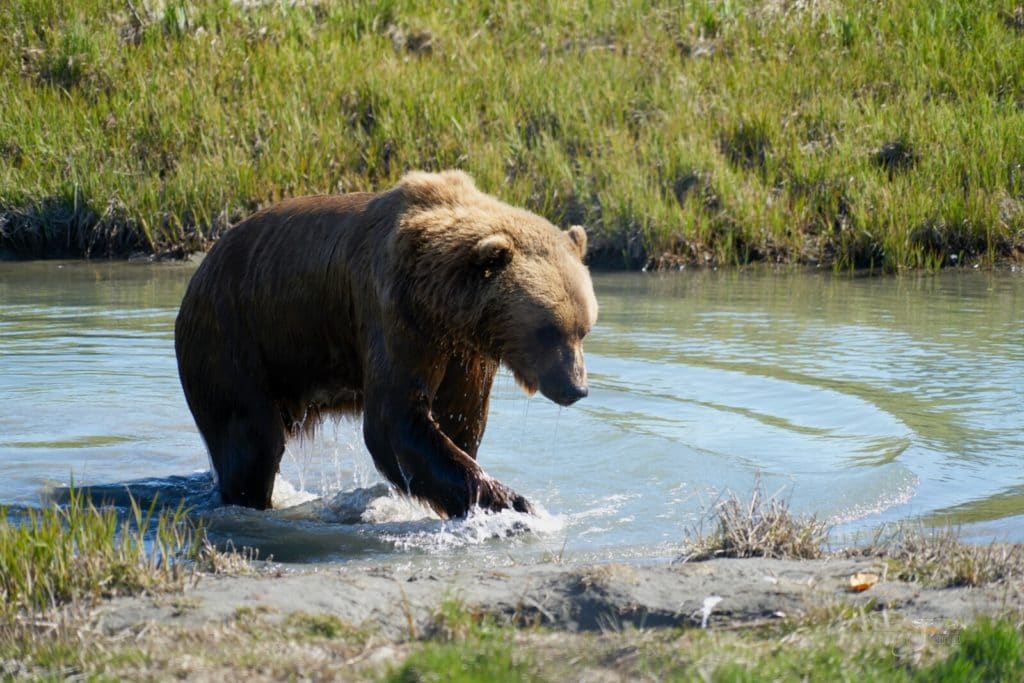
5, 556, 1023, 680
3, 487, 1023, 679
3, 1, 1023, 270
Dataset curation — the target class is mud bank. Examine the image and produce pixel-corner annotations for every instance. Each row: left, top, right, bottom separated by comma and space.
94, 557, 1023, 640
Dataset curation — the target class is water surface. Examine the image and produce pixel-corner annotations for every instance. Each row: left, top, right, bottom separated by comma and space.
1, 261, 1021, 566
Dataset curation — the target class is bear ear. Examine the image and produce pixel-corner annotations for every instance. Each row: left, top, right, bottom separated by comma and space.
473, 234, 514, 275
567, 225, 588, 260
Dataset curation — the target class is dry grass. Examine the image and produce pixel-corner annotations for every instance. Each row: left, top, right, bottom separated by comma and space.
679, 484, 1024, 590
679, 482, 831, 562
852, 524, 1024, 588
1, 611, 388, 682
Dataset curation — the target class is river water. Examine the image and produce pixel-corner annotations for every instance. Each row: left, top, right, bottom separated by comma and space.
1, 261, 1021, 566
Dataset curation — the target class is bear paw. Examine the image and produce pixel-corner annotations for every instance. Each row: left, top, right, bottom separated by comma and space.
475, 475, 534, 516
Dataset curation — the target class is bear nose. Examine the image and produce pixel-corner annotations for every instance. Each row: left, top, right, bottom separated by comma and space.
558, 383, 588, 406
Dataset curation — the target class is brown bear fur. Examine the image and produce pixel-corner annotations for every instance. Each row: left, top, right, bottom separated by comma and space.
174, 170, 597, 517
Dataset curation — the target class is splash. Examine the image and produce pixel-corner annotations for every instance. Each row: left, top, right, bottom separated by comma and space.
379, 504, 565, 552
270, 476, 320, 509
311, 483, 563, 551
266, 481, 564, 553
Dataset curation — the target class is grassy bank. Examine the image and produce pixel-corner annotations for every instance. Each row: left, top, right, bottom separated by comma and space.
5, 590, 1023, 681
2, 490, 1023, 679
2, 0, 1022, 269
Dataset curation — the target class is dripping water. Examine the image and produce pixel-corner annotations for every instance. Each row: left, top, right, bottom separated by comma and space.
516, 393, 532, 453
549, 406, 564, 457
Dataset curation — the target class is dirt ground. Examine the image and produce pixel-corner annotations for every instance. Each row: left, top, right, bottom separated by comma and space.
94, 557, 1024, 639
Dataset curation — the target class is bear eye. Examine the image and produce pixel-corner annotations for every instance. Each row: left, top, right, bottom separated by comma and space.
535, 324, 561, 349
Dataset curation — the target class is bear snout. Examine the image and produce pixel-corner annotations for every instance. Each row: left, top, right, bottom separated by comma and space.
536, 344, 589, 406
558, 383, 589, 406
540, 374, 589, 406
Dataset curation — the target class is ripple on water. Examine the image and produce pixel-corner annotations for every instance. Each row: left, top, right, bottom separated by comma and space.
2, 265, 1023, 562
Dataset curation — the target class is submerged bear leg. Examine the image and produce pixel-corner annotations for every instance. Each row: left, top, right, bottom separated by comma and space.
194, 394, 286, 510
363, 388, 531, 518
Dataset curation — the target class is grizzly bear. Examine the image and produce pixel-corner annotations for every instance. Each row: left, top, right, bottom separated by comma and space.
174, 171, 597, 517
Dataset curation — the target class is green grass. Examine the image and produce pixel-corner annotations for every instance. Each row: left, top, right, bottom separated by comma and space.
0, 487, 203, 619
383, 598, 538, 682
2, 0, 1022, 269
5, 611, 1021, 682
282, 611, 371, 643
0, 488, 230, 678
925, 619, 1024, 683
709, 618, 1024, 682
385, 639, 534, 683
381, 600, 1021, 682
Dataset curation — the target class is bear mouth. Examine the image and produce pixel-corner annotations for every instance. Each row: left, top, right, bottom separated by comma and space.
510, 368, 539, 397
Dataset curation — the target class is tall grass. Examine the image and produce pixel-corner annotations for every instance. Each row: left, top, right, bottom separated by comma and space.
0, 487, 203, 619
1, 0, 1023, 269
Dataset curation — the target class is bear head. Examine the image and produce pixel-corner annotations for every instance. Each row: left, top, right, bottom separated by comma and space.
391, 171, 598, 406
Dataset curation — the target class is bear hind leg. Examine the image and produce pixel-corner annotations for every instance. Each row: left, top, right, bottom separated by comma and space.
199, 398, 286, 510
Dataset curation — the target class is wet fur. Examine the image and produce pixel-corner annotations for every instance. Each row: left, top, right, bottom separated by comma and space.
175, 171, 596, 516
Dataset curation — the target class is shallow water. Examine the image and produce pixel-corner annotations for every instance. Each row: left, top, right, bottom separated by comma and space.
1, 261, 1021, 567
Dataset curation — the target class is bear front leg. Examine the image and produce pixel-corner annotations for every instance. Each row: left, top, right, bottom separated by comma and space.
362, 391, 532, 518
432, 352, 498, 459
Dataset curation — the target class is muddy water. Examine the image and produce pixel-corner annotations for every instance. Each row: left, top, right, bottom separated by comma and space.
0, 261, 1021, 565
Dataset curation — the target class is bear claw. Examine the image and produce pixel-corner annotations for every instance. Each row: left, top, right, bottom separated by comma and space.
474, 478, 534, 516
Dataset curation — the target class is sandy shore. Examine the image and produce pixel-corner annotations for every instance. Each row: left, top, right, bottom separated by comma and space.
93, 557, 1023, 639
8, 555, 1020, 681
